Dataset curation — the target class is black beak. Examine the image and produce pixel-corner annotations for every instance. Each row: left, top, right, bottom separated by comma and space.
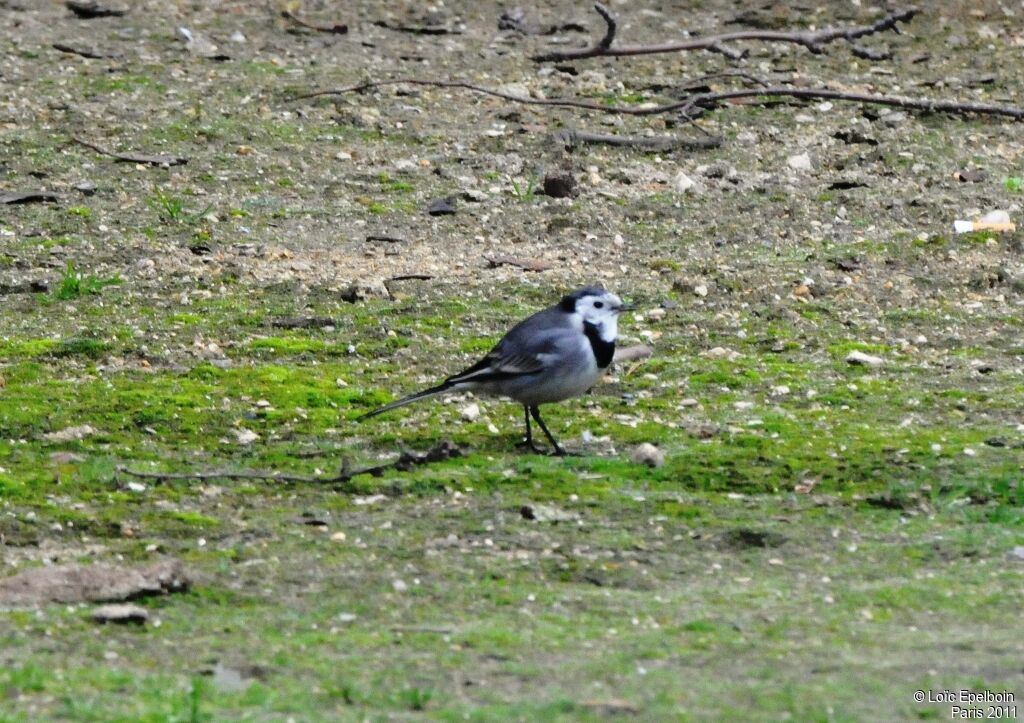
617, 303, 636, 312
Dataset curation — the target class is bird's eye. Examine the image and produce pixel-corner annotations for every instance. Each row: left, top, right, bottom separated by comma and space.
594, 301, 604, 309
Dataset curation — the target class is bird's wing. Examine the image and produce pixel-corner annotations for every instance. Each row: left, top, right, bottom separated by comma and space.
446, 314, 572, 385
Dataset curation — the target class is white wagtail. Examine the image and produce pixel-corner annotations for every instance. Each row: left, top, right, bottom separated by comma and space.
358, 287, 632, 455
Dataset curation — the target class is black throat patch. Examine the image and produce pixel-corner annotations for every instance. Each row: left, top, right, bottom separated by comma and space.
583, 321, 615, 368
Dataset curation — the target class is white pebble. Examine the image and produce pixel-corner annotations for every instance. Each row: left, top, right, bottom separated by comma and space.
630, 443, 665, 468
845, 350, 884, 367
787, 152, 812, 171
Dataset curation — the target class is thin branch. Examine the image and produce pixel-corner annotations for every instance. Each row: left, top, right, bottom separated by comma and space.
291, 78, 1024, 122
72, 137, 189, 166
592, 2, 615, 51
551, 127, 722, 151
53, 42, 120, 59
289, 78, 649, 113
116, 440, 461, 487
281, 9, 348, 34
679, 87, 1024, 121
532, 4, 918, 62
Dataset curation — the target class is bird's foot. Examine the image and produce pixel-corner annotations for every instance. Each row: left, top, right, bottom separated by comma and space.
551, 446, 581, 457
516, 439, 546, 455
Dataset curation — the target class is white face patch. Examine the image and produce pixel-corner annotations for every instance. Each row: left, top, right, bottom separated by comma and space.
591, 315, 617, 343
576, 292, 624, 342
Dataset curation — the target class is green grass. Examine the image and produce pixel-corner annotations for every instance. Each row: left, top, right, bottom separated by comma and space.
53, 262, 122, 300
511, 174, 540, 201
1, 280, 1023, 722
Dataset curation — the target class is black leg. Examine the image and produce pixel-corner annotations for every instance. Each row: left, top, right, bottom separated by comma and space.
529, 405, 567, 456
516, 404, 544, 453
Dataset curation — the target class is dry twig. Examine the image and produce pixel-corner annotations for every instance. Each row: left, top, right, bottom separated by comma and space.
485, 256, 554, 272
532, 3, 917, 62
72, 137, 189, 166
551, 128, 722, 151
53, 42, 119, 59
293, 78, 1024, 122
117, 440, 461, 488
281, 9, 348, 34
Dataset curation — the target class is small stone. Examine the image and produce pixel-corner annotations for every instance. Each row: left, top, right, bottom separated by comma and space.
787, 153, 812, 171
1009, 546, 1024, 562
500, 82, 531, 98
693, 284, 708, 297
234, 428, 259, 445
673, 171, 696, 193
630, 443, 665, 468
427, 197, 456, 216
49, 451, 86, 464
955, 169, 986, 183
210, 664, 254, 693
520, 503, 579, 522
91, 604, 149, 625
461, 189, 488, 202
646, 308, 666, 321
43, 425, 96, 443
702, 347, 740, 361
542, 170, 578, 198
392, 579, 408, 593
845, 351, 884, 367
879, 110, 907, 127
460, 403, 480, 422
393, 159, 418, 173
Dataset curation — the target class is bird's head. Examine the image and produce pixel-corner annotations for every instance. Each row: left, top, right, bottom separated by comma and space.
560, 287, 633, 341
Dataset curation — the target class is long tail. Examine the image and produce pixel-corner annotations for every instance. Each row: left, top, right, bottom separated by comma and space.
357, 382, 456, 421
